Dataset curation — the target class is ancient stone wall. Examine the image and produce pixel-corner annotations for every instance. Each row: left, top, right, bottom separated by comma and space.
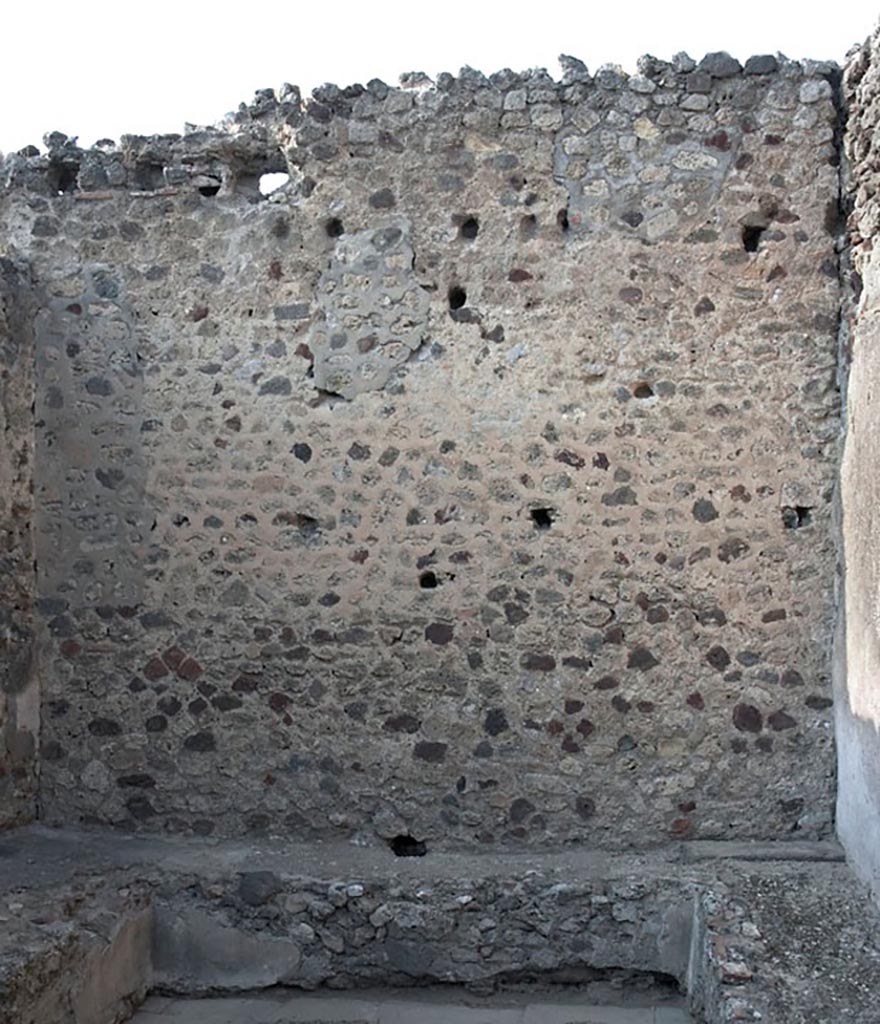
838, 27, 880, 899
1, 828, 874, 1024
0, 52, 842, 846
0, 257, 37, 829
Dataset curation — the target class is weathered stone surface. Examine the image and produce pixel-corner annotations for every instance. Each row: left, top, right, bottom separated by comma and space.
743, 54, 779, 76
72, 909, 153, 1024
0, 259, 37, 829
0, 53, 845, 850
238, 870, 283, 906
307, 222, 429, 398
152, 906, 301, 992
0, 827, 878, 1024
0, 862, 153, 1024
5, 34, 880, 1024
697, 52, 743, 77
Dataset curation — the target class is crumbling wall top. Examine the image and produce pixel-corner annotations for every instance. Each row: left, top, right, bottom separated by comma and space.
1, 51, 838, 200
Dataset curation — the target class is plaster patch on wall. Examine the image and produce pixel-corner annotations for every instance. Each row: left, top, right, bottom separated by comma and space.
34, 265, 147, 610
307, 221, 429, 398
554, 105, 736, 241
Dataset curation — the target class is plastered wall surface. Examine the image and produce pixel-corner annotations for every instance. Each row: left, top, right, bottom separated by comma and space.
0, 53, 842, 846
0, 258, 37, 828
838, 28, 880, 898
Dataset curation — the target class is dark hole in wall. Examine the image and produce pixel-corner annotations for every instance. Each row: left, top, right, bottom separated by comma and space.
134, 163, 166, 191
448, 285, 467, 310
325, 217, 344, 238
198, 184, 221, 197
311, 387, 344, 407
419, 571, 439, 589
824, 198, 849, 236
389, 834, 427, 857
231, 155, 289, 199
459, 216, 479, 240
742, 225, 766, 252
530, 507, 556, 530
781, 505, 813, 529
520, 214, 538, 240
557, 208, 570, 233
633, 382, 654, 399
48, 162, 79, 195
295, 513, 320, 535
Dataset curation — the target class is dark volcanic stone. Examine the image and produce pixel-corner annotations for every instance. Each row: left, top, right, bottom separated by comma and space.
484, 708, 509, 736
706, 646, 731, 671
509, 797, 535, 823
768, 710, 797, 731
698, 52, 743, 77
520, 652, 556, 671
183, 731, 216, 752
744, 54, 779, 75
627, 646, 659, 671
369, 188, 396, 209
88, 718, 122, 737
258, 376, 292, 396
733, 704, 763, 734
425, 622, 454, 645
692, 498, 718, 522
384, 713, 421, 734
238, 870, 283, 906
413, 741, 448, 763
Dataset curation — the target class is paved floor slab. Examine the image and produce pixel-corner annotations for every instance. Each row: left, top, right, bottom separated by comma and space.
132, 987, 691, 1023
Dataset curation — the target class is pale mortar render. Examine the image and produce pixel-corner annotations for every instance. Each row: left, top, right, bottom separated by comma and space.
838, 30, 880, 901
7, 30, 880, 1024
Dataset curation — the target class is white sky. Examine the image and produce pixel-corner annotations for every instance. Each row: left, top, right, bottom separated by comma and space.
1, 1, 877, 153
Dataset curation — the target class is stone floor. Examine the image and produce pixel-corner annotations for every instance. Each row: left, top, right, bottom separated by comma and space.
131, 987, 692, 1023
